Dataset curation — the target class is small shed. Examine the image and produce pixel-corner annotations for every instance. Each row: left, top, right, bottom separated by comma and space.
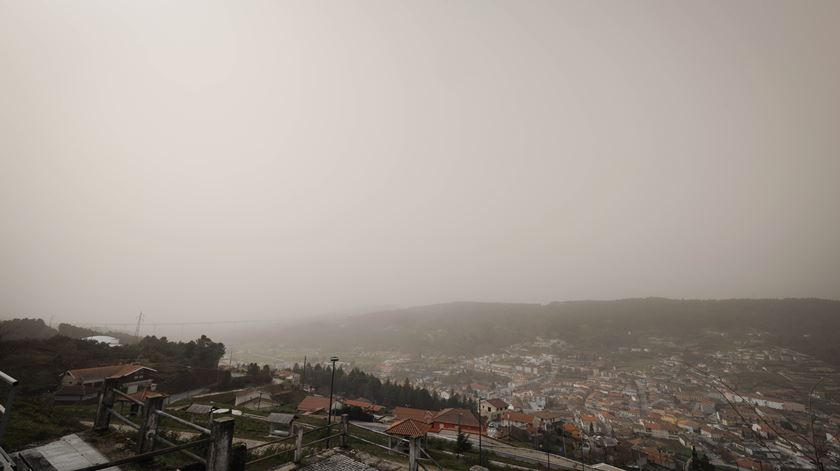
266, 412, 297, 437
235, 390, 278, 410
384, 418, 431, 452
185, 403, 216, 426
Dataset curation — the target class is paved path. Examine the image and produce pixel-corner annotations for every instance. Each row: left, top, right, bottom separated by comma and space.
350, 422, 587, 471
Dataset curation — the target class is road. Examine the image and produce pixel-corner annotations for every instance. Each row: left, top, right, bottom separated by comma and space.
350, 422, 590, 471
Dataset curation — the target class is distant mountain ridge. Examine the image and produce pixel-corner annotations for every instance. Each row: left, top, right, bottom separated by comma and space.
279, 298, 840, 365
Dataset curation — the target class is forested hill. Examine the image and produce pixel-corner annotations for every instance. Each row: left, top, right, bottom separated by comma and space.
0, 317, 136, 344
278, 298, 840, 364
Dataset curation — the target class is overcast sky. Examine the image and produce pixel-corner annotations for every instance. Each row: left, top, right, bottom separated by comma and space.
1, 1, 839, 327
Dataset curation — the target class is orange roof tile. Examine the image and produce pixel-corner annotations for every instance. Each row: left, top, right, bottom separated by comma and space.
393, 406, 436, 423
298, 395, 332, 413
503, 411, 535, 424
385, 418, 431, 438
434, 408, 481, 428
66, 364, 155, 382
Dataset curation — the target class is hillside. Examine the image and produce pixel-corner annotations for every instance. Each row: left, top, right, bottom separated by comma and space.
278, 298, 840, 364
0, 318, 136, 345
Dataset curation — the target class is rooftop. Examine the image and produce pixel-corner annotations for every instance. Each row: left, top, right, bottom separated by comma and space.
298, 452, 378, 471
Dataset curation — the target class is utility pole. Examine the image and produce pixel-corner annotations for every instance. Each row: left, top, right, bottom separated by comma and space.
133, 311, 144, 342
301, 356, 307, 392
476, 392, 482, 466
562, 431, 567, 456
808, 376, 826, 471
457, 413, 463, 460
327, 356, 339, 447
540, 443, 550, 470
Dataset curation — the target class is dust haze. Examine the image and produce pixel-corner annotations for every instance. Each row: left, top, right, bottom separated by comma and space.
2, 1, 839, 329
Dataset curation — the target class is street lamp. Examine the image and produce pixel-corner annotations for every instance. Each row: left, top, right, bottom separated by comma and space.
548, 446, 551, 470
540, 443, 551, 470
475, 392, 483, 466
327, 356, 339, 447
456, 412, 464, 460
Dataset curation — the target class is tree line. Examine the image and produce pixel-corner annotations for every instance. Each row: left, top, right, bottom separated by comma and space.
0, 317, 135, 344
0, 331, 226, 395
292, 362, 475, 411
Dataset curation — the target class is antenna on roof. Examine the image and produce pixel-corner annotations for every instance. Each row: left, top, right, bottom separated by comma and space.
134, 311, 144, 342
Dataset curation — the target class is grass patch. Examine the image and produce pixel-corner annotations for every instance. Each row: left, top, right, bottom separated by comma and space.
1, 399, 87, 451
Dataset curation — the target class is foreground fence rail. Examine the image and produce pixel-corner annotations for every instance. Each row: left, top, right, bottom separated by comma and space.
346, 421, 443, 471
244, 422, 340, 467
73, 437, 214, 471
92, 378, 242, 471
0, 370, 19, 468
0, 370, 19, 443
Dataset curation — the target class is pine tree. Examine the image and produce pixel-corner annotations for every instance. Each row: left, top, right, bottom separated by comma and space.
454, 430, 472, 454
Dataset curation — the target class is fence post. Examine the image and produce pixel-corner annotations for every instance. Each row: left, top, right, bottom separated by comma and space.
294, 424, 304, 463
93, 378, 118, 431
0, 371, 18, 443
339, 414, 349, 448
137, 395, 164, 453
207, 416, 236, 471
230, 443, 247, 471
409, 437, 418, 471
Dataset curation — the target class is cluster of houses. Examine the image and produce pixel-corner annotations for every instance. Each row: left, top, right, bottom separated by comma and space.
48, 341, 840, 471
296, 394, 484, 436
384, 336, 840, 470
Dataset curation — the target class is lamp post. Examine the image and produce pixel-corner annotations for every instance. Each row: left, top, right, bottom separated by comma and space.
456, 412, 463, 460
548, 446, 551, 470
540, 443, 550, 470
327, 356, 339, 447
475, 392, 483, 466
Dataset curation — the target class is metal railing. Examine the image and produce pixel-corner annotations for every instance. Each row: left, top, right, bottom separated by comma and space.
0, 370, 19, 443
346, 422, 442, 471
73, 437, 214, 471
245, 422, 343, 467
0, 371, 445, 471
155, 408, 212, 435
91, 378, 241, 471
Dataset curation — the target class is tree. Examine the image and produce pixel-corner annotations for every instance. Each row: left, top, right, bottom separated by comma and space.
454, 430, 472, 454
338, 406, 373, 422
539, 430, 558, 453
689, 447, 715, 471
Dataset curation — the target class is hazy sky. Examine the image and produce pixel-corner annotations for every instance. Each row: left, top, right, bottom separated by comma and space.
2, 1, 839, 326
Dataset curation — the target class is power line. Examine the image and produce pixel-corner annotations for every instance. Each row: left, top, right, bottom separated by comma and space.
133, 311, 143, 341
72, 319, 288, 327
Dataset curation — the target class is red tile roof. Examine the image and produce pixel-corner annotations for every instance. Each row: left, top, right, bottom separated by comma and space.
563, 423, 579, 433
385, 418, 431, 438
434, 408, 480, 428
393, 406, 436, 423
298, 395, 332, 413
533, 410, 565, 420
66, 364, 155, 383
486, 398, 509, 409
502, 411, 535, 424
116, 390, 168, 402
